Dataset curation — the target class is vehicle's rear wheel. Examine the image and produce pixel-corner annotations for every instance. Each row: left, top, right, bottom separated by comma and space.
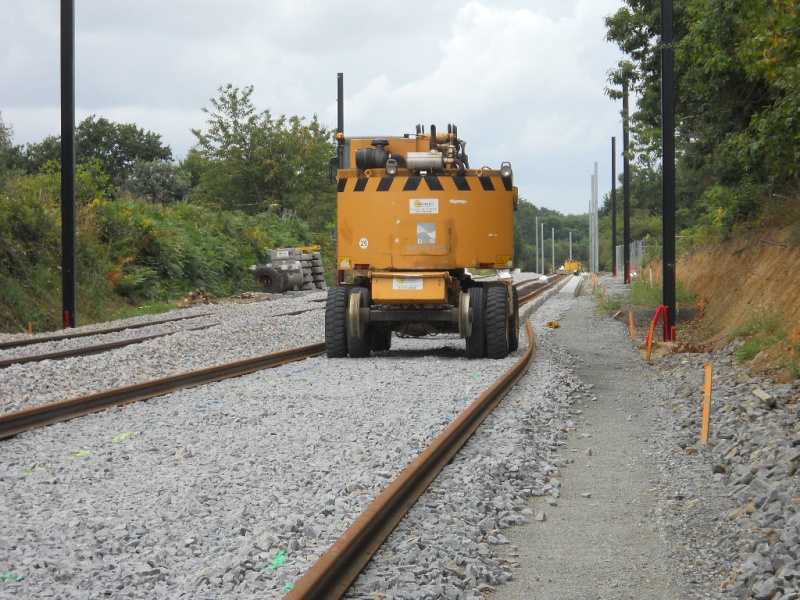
465, 286, 486, 359
324, 287, 348, 358
347, 287, 372, 358
486, 285, 510, 359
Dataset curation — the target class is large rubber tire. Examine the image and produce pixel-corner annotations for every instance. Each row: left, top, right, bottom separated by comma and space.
508, 286, 520, 352
486, 286, 510, 359
253, 266, 284, 294
325, 287, 348, 358
347, 287, 372, 358
465, 286, 486, 359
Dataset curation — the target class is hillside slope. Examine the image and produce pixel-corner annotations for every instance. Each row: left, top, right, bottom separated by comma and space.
675, 224, 800, 380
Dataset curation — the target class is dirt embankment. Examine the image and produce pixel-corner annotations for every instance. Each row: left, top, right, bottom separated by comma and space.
668, 225, 800, 380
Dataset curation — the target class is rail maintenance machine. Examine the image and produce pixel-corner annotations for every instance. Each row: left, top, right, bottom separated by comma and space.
325, 87, 519, 359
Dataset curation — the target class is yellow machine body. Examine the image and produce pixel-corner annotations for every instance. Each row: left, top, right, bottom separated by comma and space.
336, 135, 516, 304
325, 123, 520, 360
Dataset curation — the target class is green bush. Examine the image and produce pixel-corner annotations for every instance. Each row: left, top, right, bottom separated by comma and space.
0, 171, 321, 332
731, 310, 786, 363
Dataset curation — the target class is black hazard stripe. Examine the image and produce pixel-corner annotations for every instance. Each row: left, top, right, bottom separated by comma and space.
341, 175, 507, 193
424, 175, 444, 191
403, 176, 422, 191
479, 176, 495, 191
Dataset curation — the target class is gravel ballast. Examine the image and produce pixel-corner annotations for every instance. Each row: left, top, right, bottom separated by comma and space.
1, 276, 798, 599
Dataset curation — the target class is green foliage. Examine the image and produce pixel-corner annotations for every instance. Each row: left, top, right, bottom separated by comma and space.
191, 84, 337, 229
731, 310, 786, 363
0, 182, 60, 278
91, 197, 311, 300
627, 277, 695, 307
514, 200, 589, 273
0, 93, 340, 333
0, 112, 13, 175
0, 166, 320, 331
604, 0, 800, 238
690, 181, 765, 241
10, 116, 172, 189
122, 159, 192, 203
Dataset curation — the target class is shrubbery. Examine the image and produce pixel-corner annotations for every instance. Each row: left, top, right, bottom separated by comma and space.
0, 171, 318, 333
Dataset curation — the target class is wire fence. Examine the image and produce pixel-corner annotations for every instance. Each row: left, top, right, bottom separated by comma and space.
615, 238, 648, 274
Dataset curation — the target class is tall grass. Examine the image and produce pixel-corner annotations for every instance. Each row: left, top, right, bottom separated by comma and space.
731, 310, 786, 363
594, 276, 696, 313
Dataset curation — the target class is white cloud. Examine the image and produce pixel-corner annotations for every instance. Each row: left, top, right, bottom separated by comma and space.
0, 0, 625, 215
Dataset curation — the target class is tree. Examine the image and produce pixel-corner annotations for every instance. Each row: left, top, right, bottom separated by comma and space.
191, 84, 337, 227
10, 116, 172, 188
77, 116, 172, 186
605, 0, 800, 236
0, 112, 18, 176
122, 159, 192, 204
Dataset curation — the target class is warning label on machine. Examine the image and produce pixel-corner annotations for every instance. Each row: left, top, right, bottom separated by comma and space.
393, 278, 424, 290
410, 198, 439, 214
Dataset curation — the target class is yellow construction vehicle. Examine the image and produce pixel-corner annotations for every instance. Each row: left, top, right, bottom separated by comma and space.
558, 259, 582, 276
325, 75, 519, 359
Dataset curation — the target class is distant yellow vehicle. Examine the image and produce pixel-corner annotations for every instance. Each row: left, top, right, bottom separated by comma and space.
326, 83, 519, 360
558, 260, 582, 275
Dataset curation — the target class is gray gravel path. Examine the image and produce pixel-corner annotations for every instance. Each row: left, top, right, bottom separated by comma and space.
489, 275, 799, 600
490, 280, 680, 599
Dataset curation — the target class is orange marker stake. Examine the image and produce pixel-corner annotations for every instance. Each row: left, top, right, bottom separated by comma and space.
28, 321, 33, 334
629, 311, 635, 340
701, 363, 712, 444
646, 319, 656, 362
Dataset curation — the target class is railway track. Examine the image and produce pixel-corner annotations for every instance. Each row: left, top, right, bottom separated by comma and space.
286, 321, 536, 599
0, 324, 217, 369
0, 343, 325, 440
0, 312, 213, 350
0, 274, 571, 598
0, 276, 563, 440
0, 306, 325, 368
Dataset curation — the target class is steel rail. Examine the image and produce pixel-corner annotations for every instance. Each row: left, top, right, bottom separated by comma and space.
517, 274, 567, 305
0, 342, 325, 440
0, 324, 217, 369
284, 320, 536, 600
0, 312, 213, 350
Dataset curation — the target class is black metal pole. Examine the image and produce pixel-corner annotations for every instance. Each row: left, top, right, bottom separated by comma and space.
61, 0, 77, 328
337, 73, 345, 166
622, 81, 631, 284
611, 136, 617, 277
661, 0, 676, 340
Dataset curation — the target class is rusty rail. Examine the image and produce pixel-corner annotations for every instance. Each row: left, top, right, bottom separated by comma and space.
0, 342, 325, 440
0, 324, 217, 369
284, 320, 536, 599
0, 312, 213, 350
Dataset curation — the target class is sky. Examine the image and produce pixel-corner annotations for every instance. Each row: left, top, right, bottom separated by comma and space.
1, 0, 626, 216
